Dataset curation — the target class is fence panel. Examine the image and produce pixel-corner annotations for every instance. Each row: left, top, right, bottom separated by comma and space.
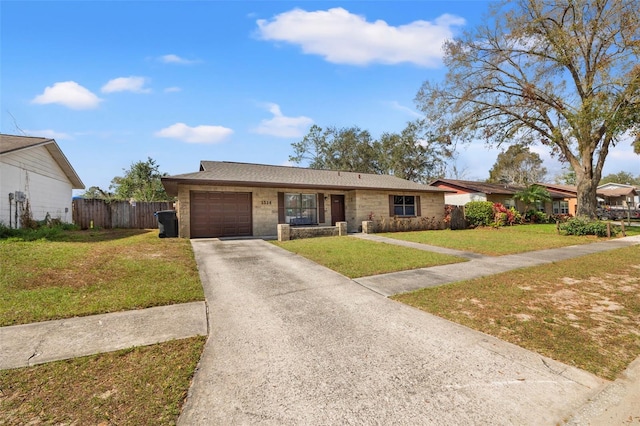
72, 199, 174, 229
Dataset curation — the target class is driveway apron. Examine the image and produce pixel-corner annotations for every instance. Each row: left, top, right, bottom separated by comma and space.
180, 239, 605, 425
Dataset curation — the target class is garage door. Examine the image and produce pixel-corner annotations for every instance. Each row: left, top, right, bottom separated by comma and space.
190, 192, 252, 238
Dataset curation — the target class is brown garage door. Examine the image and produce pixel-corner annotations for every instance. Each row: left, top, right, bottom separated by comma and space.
190, 191, 252, 238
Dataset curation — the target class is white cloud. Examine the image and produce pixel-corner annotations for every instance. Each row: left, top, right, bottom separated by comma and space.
24, 129, 71, 140
389, 101, 422, 118
31, 81, 102, 110
164, 86, 182, 93
101, 76, 151, 94
159, 54, 199, 65
256, 7, 465, 67
155, 122, 233, 144
253, 103, 313, 138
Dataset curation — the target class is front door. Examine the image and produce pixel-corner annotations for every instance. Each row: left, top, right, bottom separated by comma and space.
330, 195, 345, 225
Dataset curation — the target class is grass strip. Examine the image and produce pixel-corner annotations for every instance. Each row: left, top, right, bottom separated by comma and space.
392, 245, 640, 380
0, 336, 205, 425
273, 236, 466, 278
380, 223, 639, 256
0, 229, 204, 326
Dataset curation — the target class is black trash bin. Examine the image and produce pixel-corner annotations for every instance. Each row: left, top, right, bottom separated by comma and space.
155, 210, 178, 238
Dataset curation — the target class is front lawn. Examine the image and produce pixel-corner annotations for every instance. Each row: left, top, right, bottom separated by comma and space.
393, 245, 640, 380
0, 229, 204, 326
380, 223, 639, 256
272, 236, 466, 278
0, 336, 205, 425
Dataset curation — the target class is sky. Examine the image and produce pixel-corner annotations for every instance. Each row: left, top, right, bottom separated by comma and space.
1, 1, 638, 195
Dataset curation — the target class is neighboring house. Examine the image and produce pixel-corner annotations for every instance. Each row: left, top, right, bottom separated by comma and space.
597, 183, 639, 208
430, 179, 578, 215
0, 134, 85, 227
161, 161, 448, 238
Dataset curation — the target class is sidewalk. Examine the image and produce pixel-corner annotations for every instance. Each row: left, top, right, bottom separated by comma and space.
352, 233, 640, 296
0, 302, 207, 370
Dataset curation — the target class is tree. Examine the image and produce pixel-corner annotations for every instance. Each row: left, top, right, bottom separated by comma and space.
290, 121, 452, 182
289, 125, 381, 174
554, 167, 577, 185
599, 171, 640, 186
487, 144, 547, 185
109, 157, 171, 201
81, 186, 115, 200
416, 0, 640, 218
378, 120, 451, 183
514, 184, 552, 212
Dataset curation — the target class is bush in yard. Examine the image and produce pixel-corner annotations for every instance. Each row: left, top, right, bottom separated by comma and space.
464, 201, 494, 227
560, 217, 612, 237
524, 209, 548, 224
492, 203, 522, 226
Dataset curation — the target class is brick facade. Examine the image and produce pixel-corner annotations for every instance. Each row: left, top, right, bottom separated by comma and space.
175, 184, 445, 238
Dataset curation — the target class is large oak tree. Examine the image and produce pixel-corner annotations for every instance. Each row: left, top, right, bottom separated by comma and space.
416, 0, 640, 217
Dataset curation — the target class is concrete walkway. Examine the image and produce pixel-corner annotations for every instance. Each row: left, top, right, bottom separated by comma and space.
353, 233, 640, 296
0, 302, 207, 369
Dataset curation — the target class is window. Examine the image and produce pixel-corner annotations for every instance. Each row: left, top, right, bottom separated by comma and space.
553, 200, 569, 215
393, 195, 416, 216
504, 198, 516, 209
285, 193, 317, 225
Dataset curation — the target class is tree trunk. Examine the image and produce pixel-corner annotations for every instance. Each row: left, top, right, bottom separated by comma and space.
575, 175, 598, 218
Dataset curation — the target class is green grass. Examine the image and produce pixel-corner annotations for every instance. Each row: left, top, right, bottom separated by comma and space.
0, 336, 205, 425
393, 245, 640, 380
380, 223, 637, 256
272, 236, 466, 278
0, 229, 204, 326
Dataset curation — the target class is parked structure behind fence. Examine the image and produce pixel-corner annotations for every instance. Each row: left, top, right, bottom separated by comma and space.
72, 199, 174, 229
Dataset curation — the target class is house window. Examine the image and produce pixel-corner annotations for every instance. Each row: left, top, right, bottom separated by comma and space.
553, 200, 569, 215
393, 195, 416, 216
285, 193, 317, 225
504, 198, 516, 209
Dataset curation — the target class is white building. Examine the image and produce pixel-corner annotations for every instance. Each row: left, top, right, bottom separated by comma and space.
0, 134, 84, 227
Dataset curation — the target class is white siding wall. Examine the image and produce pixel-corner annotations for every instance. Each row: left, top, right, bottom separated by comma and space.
0, 146, 74, 226
444, 192, 487, 206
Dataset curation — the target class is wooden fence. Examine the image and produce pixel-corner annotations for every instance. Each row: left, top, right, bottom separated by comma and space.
72, 199, 174, 229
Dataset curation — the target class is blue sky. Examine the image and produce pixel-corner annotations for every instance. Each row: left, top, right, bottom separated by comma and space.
1, 1, 637, 194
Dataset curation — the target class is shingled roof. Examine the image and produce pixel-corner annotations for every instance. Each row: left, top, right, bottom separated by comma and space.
0, 134, 85, 189
430, 178, 576, 199
162, 161, 448, 196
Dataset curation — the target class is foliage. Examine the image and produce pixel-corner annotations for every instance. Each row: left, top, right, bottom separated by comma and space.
514, 184, 552, 212
377, 120, 452, 183
0, 222, 78, 241
81, 185, 116, 200
492, 203, 522, 226
524, 209, 549, 224
109, 157, 171, 202
415, 0, 640, 218
464, 201, 494, 227
560, 217, 613, 237
373, 216, 444, 233
554, 167, 577, 185
290, 121, 452, 183
600, 171, 640, 186
487, 144, 547, 185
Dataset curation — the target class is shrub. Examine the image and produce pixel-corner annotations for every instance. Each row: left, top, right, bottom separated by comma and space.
492, 203, 522, 226
465, 201, 494, 227
560, 217, 613, 237
524, 209, 548, 224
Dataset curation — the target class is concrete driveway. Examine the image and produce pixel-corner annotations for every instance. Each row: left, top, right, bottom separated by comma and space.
180, 238, 605, 425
